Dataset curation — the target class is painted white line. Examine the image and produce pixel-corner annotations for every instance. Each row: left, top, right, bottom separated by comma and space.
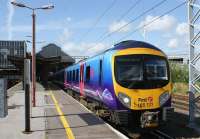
106, 123, 129, 139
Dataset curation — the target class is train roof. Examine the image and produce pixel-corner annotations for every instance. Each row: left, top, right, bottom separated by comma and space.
74, 40, 165, 65
112, 40, 163, 52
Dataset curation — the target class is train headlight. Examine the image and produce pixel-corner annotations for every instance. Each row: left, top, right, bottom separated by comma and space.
159, 92, 170, 106
118, 92, 131, 108
147, 115, 153, 121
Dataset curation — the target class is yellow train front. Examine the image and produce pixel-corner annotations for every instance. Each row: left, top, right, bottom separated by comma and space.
110, 40, 173, 128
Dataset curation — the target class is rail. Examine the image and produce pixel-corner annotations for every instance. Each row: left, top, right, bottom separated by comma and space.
150, 130, 174, 139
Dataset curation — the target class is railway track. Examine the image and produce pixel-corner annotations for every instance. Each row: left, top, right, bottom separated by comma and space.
114, 126, 174, 139
171, 93, 200, 111
171, 94, 189, 111
150, 130, 174, 139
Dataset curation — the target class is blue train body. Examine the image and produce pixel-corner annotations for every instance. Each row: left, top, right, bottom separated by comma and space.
64, 50, 123, 110
53, 40, 173, 127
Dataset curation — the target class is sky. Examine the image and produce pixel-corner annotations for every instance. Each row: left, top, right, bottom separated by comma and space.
0, 0, 190, 57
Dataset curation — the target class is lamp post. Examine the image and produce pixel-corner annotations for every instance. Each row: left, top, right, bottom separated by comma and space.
11, 2, 54, 107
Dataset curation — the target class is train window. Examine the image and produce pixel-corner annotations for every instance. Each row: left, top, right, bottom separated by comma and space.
80, 67, 82, 81
68, 71, 69, 81
144, 58, 168, 80
71, 70, 73, 81
68, 72, 70, 81
68, 72, 69, 81
115, 55, 169, 89
76, 69, 79, 82
68, 71, 70, 81
86, 66, 90, 83
73, 70, 75, 81
99, 60, 102, 85
70, 71, 72, 81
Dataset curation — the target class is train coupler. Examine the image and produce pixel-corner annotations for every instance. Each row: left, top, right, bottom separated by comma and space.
140, 111, 159, 128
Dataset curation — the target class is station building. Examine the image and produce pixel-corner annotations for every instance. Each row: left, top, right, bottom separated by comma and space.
0, 41, 74, 88
0, 40, 27, 88
36, 43, 75, 85
168, 55, 189, 64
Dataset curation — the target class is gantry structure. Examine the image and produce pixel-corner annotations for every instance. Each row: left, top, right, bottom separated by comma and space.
188, 0, 200, 128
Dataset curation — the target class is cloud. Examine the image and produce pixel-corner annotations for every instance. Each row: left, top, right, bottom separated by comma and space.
66, 17, 71, 22
166, 22, 189, 50
108, 20, 131, 33
140, 15, 176, 32
58, 26, 109, 57
84, 43, 109, 56
61, 42, 108, 56
167, 38, 179, 48
59, 28, 72, 43
3, 22, 65, 33
7, 0, 15, 40
176, 22, 188, 36
4, 17, 73, 33
138, 15, 189, 50
62, 28, 71, 40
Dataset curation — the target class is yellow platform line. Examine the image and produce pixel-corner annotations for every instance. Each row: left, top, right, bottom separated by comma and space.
50, 91, 75, 139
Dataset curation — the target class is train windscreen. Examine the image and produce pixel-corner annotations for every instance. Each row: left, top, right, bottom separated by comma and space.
114, 55, 169, 89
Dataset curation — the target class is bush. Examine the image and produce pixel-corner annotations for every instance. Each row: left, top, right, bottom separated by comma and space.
170, 62, 189, 94
172, 82, 188, 94
170, 63, 189, 83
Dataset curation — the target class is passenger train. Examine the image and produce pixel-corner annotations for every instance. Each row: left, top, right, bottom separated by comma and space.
51, 40, 173, 128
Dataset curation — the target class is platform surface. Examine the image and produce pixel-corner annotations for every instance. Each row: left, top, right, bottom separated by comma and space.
0, 82, 126, 139
0, 83, 45, 139
44, 84, 125, 139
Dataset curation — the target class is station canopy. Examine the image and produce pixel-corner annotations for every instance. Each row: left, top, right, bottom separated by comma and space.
37, 43, 75, 64
36, 43, 75, 84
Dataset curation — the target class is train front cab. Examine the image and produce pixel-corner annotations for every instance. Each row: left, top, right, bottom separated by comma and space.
112, 47, 174, 128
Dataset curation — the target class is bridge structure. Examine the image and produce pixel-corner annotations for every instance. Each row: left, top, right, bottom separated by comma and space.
72, 56, 89, 62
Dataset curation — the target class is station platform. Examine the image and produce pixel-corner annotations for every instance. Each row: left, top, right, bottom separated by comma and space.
0, 82, 127, 139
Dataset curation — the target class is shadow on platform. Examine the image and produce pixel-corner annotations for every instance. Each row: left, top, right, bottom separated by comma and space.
32, 112, 104, 126
8, 104, 24, 109
41, 82, 62, 91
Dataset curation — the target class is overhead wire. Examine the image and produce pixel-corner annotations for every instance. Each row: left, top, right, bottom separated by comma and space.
116, 0, 141, 22
86, 0, 168, 53
98, 0, 168, 43
86, 0, 187, 56
115, 1, 187, 43
96, 0, 142, 43
77, 0, 118, 44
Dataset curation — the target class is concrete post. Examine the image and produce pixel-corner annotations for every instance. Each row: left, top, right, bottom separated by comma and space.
24, 59, 31, 133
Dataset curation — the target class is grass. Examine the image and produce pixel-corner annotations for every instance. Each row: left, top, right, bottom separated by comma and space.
172, 82, 189, 94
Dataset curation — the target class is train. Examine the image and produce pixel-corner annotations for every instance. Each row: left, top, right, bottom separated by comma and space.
51, 40, 173, 128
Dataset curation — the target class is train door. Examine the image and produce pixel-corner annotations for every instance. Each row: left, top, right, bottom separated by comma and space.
64, 70, 67, 87
99, 59, 103, 87
79, 64, 85, 96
